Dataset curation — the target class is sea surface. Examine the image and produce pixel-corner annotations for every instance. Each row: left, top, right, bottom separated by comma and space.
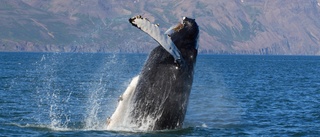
0, 52, 319, 136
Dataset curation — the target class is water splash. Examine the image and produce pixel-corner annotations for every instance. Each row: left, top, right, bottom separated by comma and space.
84, 76, 106, 130
27, 53, 129, 131
33, 53, 73, 131
84, 54, 119, 130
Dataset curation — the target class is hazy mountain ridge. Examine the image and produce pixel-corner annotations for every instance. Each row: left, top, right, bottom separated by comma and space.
1, 0, 320, 55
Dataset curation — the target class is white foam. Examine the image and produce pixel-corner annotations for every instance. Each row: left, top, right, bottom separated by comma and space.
201, 123, 208, 128
10, 123, 72, 131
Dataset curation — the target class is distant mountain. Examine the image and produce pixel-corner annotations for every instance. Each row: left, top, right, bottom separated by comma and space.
1, 0, 320, 55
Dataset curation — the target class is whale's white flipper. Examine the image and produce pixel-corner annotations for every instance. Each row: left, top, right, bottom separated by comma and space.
129, 15, 183, 63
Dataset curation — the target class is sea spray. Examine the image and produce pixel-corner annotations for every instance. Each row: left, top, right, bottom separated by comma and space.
84, 76, 105, 130
33, 53, 74, 130
84, 54, 119, 130
28, 53, 132, 131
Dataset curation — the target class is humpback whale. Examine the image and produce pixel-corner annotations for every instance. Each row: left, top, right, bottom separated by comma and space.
106, 15, 199, 131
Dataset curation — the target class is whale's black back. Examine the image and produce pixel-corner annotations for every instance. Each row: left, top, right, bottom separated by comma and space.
131, 17, 199, 130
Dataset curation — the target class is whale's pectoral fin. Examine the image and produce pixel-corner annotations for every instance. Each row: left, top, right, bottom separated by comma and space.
129, 15, 185, 66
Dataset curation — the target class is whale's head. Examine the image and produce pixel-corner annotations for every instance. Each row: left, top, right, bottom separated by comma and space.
166, 17, 199, 50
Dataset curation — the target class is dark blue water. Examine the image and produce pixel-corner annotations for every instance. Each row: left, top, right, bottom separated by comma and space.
1, 52, 320, 136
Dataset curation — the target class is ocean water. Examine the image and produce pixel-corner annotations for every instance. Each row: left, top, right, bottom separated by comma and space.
0, 52, 319, 136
